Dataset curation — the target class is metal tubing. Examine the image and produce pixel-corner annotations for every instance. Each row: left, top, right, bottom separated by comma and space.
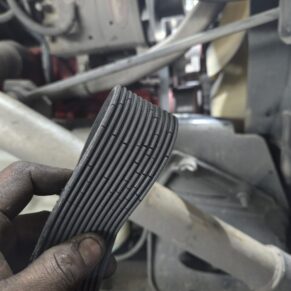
0, 92, 82, 168
25, 7, 279, 100
131, 183, 291, 291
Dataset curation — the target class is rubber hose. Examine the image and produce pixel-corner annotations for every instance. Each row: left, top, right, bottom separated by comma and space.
0, 9, 13, 23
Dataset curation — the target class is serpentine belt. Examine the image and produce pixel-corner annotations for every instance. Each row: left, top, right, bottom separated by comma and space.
32, 85, 178, 290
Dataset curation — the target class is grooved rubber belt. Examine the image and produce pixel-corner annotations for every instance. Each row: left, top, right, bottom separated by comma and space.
32, 85, 178, 290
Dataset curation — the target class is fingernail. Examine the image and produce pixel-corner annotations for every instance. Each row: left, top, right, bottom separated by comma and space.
79, 238, 104, 267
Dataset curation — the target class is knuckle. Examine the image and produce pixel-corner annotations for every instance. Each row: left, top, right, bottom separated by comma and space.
9, 161, 30, 171
51, 253, 76, 286
46, 247, 82, 288
7, 161, 34, 176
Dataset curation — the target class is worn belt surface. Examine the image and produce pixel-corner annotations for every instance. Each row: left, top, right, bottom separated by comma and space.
32, 85, 178, 290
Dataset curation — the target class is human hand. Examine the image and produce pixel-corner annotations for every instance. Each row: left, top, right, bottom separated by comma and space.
0, 161, 116, 290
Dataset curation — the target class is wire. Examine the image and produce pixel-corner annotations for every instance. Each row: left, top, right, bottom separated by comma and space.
25, 7, 279, 100
31, 32, 52, 83
0, 9, 13, 23
40, 38, 52, 83
115, 229, 148, 262
147, 232, 161, 291
18, 0, 52, 83
7, 0, 76, 36
0, 1, 13, 23
20, 0, 30, 13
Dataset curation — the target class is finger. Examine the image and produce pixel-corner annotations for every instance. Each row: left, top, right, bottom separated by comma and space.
0, 161, 72, 219
7, 212, 50, 272
104, 255, 117, 279
12, 214, 117, 277
0, 233, 105, 291
0, 212, 16, 255
0, 252, 13, 280
14, 211, 49, 245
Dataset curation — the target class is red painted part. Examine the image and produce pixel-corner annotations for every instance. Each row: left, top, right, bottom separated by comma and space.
168, 88, 176, 113
23, 47, 45, 85
52, 56, 77, 81
28, 47, 77, 84
53, 88, 158, 122
24, 47, 159, 123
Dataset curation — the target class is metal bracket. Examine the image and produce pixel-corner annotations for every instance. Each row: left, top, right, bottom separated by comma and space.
160, 150, 255, 208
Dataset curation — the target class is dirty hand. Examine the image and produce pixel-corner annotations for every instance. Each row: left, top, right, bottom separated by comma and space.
0, 161, 116, 290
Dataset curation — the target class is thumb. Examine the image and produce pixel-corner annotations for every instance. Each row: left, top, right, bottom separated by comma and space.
0, 233, 105, 291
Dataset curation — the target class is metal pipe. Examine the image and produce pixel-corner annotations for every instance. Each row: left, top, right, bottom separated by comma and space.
131, 183, 291, 291
0, 92, 82, 169
25, 7, 279, 101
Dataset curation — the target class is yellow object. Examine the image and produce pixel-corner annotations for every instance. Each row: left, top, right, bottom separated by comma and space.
209, 1, 249, 121
207, 0, 249, 77
211, 43, 247, 120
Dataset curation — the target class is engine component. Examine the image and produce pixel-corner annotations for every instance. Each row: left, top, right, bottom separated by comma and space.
206, 0, 249, 77
147, 116, 288, 291
0, 41, 28, 81
47, 0, 146, 56
47, 0, 195, 56
132, 183, 291, 291
279, 0, 291, 44
7, 0, 77, 36
153, 118, 288, 290
80, 2, 225, 98
0, 91, 82, 169
155, 0, 184, 18
24, 7, 279, 101
32, 86, 178, 290
175, 117, 288, 208
144, 0, 185, 44
246, 0, 291, 197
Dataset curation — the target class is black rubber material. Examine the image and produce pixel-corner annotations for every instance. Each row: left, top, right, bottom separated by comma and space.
32, 85, 178, 291
34, 87, 125, 251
